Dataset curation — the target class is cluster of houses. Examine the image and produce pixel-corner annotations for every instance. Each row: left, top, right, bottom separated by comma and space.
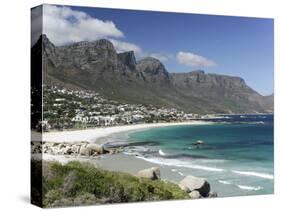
42, 85, 200, 130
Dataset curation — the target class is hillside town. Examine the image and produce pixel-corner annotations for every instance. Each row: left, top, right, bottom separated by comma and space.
41, 85, 200, 131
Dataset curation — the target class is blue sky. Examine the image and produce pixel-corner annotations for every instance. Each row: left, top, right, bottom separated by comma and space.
42, 5, 274, 95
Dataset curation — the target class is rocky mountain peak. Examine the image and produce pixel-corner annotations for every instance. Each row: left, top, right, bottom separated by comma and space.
137, 57, 168, 75
64, 39, 115, 51
136, 57, 170, 83
40, 34, 50, 44
117, 51, 137, 69
37, 34, 56, 58
139, 57, 162, 64
188, 70, 205, 75
93, 39, 115, 50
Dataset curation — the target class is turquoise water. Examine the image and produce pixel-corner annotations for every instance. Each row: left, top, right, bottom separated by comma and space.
109, 115, 274, 197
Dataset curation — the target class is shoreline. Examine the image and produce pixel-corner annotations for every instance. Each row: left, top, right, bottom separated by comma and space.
42, 120, 213, 143
39, 118, 273, 197
38, 120, 215, 179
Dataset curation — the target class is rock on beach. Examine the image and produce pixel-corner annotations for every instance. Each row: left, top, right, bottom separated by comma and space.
179, 175, 210, 197
137, 167, 161, 180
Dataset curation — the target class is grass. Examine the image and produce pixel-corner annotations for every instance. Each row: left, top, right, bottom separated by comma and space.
31, 160, 189, 207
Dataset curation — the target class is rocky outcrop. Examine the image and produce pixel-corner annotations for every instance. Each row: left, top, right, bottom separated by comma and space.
179, 175, 211, 197
31, 141, 114, 157
79, 144, 105, 156
136, 57, 170, 83
117, 51, 137, 69
137, 167, 161, 180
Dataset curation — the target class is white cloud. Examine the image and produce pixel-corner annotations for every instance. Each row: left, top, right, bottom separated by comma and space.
148, 53, 171, 62
176, 51, 216, 67
42, 5, 124, 45
109, 39, 142, 54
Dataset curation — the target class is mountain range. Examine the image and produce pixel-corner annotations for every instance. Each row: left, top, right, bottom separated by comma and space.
32, 34, 273, 114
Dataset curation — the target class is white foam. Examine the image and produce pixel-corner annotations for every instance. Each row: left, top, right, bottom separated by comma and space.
218, 180, 232, 185
232, 170, 274, 180
130, 146, 149, 152
181, 164, 223, 172
136, 156, 224, 172
199, 159, 227, 164
178, 172, 185, 176
158, 149, 166, 156
237, 185, 263, 191
218, 180, 264, 191
171, 169, 177, 172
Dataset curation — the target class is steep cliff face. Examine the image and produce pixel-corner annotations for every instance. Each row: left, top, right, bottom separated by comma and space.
171, 71, 270, 113
42, 35, 140, 91
117, 51, 137, 70
171, 70, 251, 93
136, 57, 170, 84
33, 34, 273, 114
58, 39, 118, 74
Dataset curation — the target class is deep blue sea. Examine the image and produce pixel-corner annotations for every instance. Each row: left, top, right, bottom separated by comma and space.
107, 114, 274, 197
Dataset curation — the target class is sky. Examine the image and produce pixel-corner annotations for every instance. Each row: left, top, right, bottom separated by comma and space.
34, 4, 274, 95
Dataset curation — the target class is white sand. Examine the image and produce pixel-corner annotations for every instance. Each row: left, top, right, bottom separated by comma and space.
43, 121, 212, 143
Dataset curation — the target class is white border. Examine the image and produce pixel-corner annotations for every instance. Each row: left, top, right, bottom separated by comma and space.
0, 0, 280, 212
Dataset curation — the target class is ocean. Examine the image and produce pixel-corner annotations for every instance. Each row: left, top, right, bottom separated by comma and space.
105, 114, 274, 197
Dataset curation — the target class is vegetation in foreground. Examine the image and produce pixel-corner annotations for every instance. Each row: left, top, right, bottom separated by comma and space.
31, 160, 189, 208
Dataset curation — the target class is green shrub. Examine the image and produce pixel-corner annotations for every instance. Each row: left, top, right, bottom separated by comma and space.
32, 160, 189, 207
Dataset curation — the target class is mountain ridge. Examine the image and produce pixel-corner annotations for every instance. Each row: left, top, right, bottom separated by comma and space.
33, 34, 273, 114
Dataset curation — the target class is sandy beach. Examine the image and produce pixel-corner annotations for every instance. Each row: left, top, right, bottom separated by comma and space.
40, 120, 213, 184
42, 120, 212, 143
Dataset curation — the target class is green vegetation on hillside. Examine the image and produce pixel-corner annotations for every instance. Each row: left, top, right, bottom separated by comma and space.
31, 160, 189, 208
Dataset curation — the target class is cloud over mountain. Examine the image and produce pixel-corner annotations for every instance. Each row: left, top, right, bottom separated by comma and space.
176, 51, 216, 67
42, 5, 124, 45
109, 39, 142, 54
148, 53, 173, 62
35, 5, 218, 69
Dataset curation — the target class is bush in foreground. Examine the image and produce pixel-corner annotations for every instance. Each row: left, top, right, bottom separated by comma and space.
31, 160, 189, 207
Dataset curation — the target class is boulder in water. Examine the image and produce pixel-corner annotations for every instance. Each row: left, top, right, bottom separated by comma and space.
193, 140, 205, 145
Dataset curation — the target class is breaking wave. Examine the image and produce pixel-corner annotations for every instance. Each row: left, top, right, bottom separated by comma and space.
237, 185, 263, 191
158, 149, 166, 156
135, 156, 224, 172
218, 180, 232, 185
232, 170, 274, 180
